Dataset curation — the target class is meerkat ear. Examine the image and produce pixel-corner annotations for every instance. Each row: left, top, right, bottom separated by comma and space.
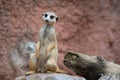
56, 17, 59, 22
42, 13, 44, 17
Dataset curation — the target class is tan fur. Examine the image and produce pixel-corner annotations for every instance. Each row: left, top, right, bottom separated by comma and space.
25, 12, 68, 75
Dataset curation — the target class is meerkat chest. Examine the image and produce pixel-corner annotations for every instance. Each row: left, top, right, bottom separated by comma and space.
39, 25, 56, 43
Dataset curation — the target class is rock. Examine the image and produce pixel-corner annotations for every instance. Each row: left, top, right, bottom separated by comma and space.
15, 73, 86, 80
99, 74, 120, 80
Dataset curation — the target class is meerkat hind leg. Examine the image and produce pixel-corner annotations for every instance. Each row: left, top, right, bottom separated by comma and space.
46, 48, 69, 74
56, 67, 69, 74
25, 53, 37, 75
46, 48, 57, 72
46, 49, 68, 74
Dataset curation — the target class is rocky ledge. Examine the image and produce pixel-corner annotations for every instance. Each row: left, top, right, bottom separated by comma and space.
15, 73, 85, 80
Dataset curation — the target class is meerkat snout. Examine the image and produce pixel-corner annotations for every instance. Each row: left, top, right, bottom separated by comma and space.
45, 20, 49, 22
42, 12, 59, 25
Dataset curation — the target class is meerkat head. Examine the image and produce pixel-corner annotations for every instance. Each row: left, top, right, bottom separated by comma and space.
42, 12, 59, 26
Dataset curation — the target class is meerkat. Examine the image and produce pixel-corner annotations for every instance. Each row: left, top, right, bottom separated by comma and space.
25, 12, 67, 75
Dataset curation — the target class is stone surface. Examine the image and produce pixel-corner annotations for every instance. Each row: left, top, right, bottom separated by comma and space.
15, 73, 85, 80
0, 0, 120, 80
99, 74, 120, 80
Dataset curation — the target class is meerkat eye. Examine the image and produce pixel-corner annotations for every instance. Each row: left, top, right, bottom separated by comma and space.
44, 14, 48, 18
50, 15, 55, 19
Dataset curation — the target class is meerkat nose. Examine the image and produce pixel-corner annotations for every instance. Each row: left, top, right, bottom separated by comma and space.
45, 20, 49, 22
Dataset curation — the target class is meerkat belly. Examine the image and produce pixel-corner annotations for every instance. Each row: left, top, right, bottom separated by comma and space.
40, 38, 54, 56
40, 27, 56, 55
39, 26, 56, 68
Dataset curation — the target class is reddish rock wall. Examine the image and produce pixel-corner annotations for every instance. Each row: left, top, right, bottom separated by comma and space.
0, 0, 120, 80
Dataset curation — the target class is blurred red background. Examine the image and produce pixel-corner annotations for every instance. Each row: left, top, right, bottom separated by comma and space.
0, 0, 120, 80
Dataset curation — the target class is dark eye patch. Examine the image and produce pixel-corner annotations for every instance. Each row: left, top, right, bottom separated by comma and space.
44, 14, 48, 18
50, 15, 55, 19
56, 17, 59, 21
